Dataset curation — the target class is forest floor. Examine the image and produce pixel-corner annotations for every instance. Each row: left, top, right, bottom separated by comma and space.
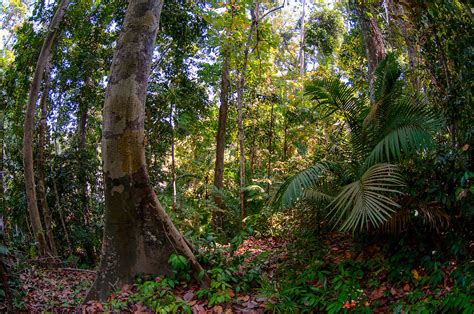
15, 233, 466, 313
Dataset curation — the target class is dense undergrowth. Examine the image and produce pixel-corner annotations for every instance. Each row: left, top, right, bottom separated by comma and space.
3, 215, 472, 313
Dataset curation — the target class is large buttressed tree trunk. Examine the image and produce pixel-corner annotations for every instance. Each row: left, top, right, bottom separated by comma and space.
23, 0, 69, 257
87, 0, 207, 302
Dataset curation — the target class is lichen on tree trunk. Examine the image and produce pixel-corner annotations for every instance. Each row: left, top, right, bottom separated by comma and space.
86, 0, 208, 302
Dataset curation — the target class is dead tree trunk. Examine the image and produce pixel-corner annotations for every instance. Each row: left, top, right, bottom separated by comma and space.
37, 75, 57, 256
23, 0, 69, 257
85, 0, 208, 302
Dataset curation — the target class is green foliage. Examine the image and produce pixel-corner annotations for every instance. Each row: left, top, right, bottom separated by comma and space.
128, 278, 191, 313
305, 8, 344, 63
275, 54, 440, 232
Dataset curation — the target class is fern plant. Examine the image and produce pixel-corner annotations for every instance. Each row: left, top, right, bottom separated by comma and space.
273, 54, 440, 232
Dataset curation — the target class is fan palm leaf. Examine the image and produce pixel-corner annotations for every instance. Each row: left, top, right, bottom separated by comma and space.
328, 163, 405, 232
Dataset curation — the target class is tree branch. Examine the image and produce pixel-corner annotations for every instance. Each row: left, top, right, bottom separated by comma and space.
258, 0, 285, 22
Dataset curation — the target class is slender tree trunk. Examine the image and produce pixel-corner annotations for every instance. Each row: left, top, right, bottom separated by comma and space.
37, 75, 57, 256
78, 84, 97, 264
23, 0, 69, 257
212, 47, 230, 229
52, 170, 72, 255
249, 105, 258, 178
266, 101, 274, 194
354, 0, 385, 98
86, 0, 208, 301
170, 101, 177, 210
0, 112, 4, 214
299, 0, 306, 78
236, 2, 258, 222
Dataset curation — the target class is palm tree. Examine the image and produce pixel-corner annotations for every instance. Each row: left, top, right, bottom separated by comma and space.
273, 54, 440, 232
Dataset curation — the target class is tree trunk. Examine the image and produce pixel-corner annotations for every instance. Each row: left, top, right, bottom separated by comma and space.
249, 105, 259, 178
354, 0, 385, 98
299, 0, 306, 78
23, 0, 69, 257
0, 112, 4, 214
387, 0, 420, 90
77, 90, 97, 264
52, 171, 72, 255
86, 0, 208, 302
37, 75, 57, 256
170, 100, 176, 211
266, 101, 274, 194
236, 2, 258, 222
212, 47, 230, 229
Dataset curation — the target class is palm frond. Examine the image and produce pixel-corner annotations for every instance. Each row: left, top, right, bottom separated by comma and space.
381, 203, 450, 234
373, 53, 402, 103
328, 163, 405, 232
272, 163, 332, 209
302, 189, 334, 204
365, 95, 440, 166
305, 78, 364, 129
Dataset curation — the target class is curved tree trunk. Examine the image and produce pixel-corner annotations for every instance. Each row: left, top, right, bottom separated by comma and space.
23, 0, 69, 257
212, 47, 230, 229
37, 75, 57, 256
86, 0, 208, 302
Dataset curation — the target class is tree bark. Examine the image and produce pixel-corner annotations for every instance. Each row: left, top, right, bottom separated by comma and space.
212, 47, 230, 229
86, 0, 208, 302
299, 0, 306, 78
354, 0, 385, 98
236, 2, 258, 222
37, 75, 57, 256
170, 100, 176, 211
249, 105, 259, 178
266, 101, 274, 194
387, 0, 420, 90
23, 0, 69, 257
0, 112, 4, 215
